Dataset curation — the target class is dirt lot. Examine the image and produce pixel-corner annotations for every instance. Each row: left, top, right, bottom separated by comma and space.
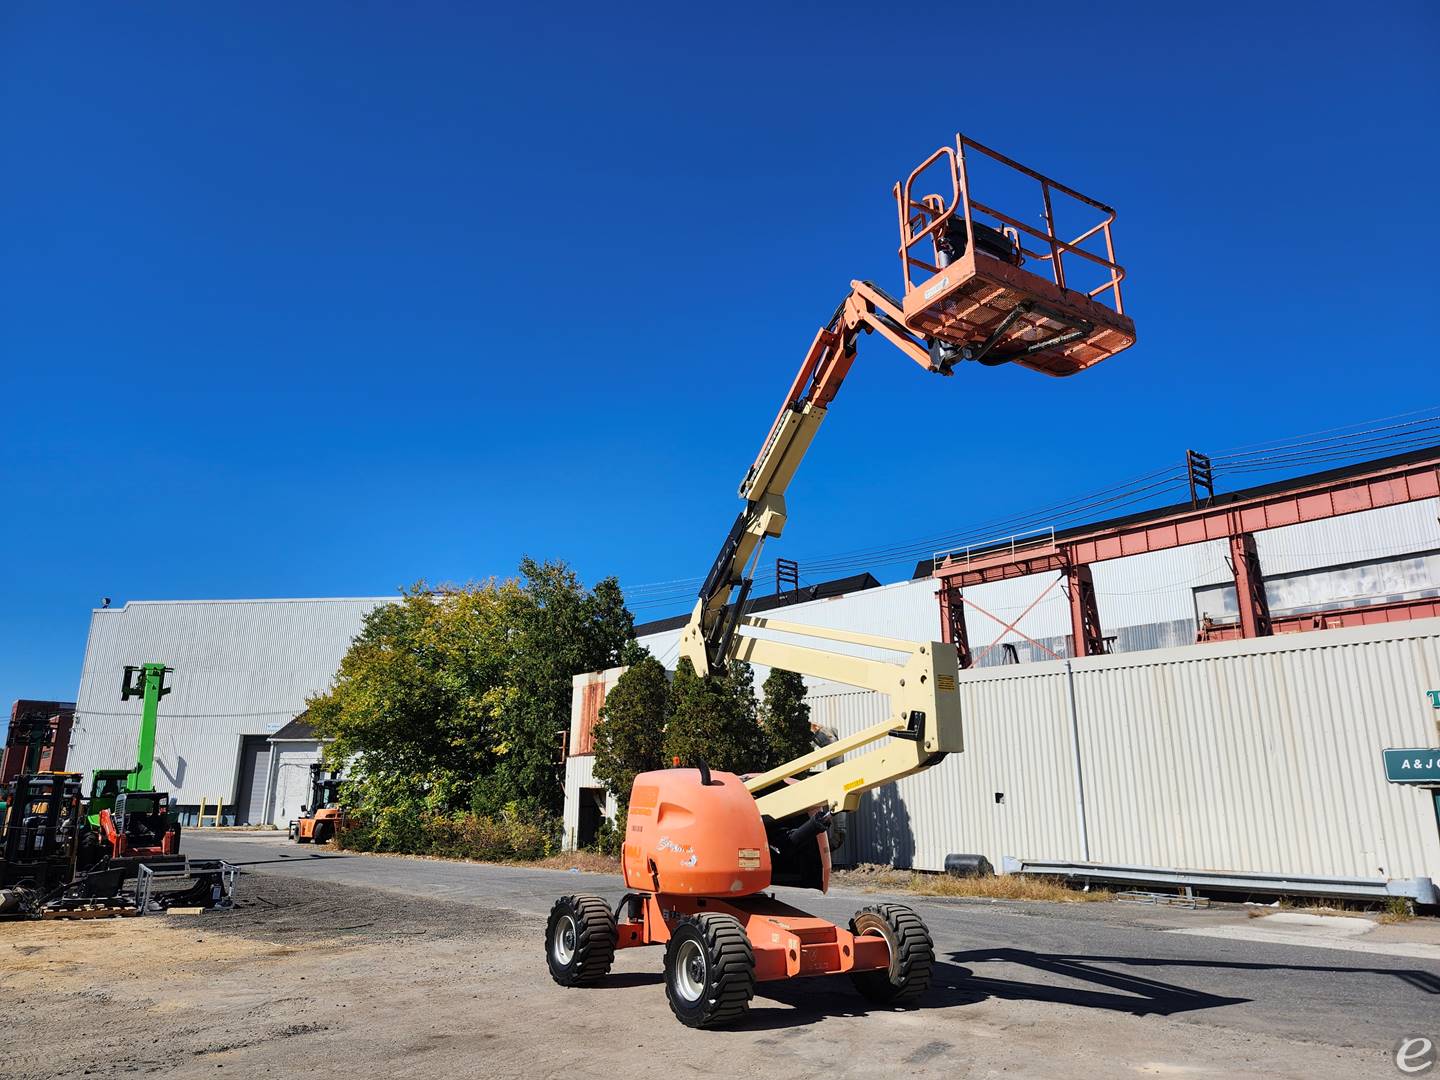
1, 870, 1409, 1080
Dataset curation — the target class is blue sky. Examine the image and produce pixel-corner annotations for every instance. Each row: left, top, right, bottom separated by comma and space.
2, 2, 1437, 703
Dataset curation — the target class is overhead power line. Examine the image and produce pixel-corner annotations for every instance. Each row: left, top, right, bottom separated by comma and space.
621, 405, 1440, 618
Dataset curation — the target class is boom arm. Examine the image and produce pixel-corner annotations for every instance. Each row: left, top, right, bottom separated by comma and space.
676, 282, 965, 820
120, 663, 171, 792
679, 280, 945, 678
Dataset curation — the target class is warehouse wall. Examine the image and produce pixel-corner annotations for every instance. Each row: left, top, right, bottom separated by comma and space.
833, 617, 1440, 888
68, 598, 390, 809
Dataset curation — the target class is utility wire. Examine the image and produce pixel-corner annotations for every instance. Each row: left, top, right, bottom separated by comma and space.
621, 405, 1440, 618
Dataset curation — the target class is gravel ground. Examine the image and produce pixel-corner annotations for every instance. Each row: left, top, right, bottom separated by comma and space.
3, 866, 1422, 1079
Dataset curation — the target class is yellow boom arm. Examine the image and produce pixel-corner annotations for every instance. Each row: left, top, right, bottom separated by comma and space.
676, 281, 966, 817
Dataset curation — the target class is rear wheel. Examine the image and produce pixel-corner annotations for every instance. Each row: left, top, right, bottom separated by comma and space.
312, 822, 334, 844
546, 894, 616, 986
663, 913, 755, 1028
849, 903, 933, 1007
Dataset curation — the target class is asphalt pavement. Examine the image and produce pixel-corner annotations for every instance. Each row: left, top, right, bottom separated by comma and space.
186, 831, 1440, 1059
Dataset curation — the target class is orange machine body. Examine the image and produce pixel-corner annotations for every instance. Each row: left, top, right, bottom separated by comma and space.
295, 805, 346, 841
623, 769, 771, 897
613, 768, 880, 984
98, 804, 179, 859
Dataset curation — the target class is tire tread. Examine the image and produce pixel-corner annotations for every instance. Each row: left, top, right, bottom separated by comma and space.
849, 902, 934, 1008
547, 893, 617, 987
664, 912, 755, 1028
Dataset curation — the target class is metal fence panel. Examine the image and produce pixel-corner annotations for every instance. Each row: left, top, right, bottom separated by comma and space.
831, 618, 1440, 885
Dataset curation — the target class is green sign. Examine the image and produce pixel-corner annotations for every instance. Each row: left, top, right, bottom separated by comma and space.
1383, 748, 1440, 785
1428, 689, 1440, 708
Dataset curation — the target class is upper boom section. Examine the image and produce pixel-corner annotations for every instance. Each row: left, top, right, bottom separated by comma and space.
680, 130, 1135, 687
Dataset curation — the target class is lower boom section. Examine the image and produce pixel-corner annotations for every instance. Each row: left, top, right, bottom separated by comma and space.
545, 890, 934, 1029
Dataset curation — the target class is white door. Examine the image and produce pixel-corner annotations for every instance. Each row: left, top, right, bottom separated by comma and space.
271, 745, 321, 826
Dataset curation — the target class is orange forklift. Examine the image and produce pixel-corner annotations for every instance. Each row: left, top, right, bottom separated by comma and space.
545, 131, 1135, 1027
289, 763, 347, 844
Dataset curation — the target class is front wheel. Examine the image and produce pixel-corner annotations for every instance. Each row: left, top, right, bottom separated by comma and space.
663, 913, 755, 1028
546, 894, 617, 986
849, 903, 934, 1007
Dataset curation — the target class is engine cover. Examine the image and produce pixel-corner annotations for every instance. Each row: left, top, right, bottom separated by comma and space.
623, 768, 771, 896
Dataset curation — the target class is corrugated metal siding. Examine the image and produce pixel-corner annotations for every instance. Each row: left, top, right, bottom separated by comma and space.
833, 618, 1440, 885
562, 750, 619, 850
1254, 498, 1440, 575
68, 597, 391, 806
829, 671, 1084, 872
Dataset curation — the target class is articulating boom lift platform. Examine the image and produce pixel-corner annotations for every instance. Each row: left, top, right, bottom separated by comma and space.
546, 132, 1135, 1028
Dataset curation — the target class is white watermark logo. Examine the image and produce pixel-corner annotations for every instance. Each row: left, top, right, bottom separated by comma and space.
1396, 1036, 1436, 1074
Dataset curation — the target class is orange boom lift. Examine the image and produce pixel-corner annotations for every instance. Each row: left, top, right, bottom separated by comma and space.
546, 132, 1135, 1027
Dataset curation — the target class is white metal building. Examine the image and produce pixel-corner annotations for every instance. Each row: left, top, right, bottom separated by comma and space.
824, 618, 1440, 900
68, 597, 390, 824
561, 495, 1440, 898
565, 618, 1440, 900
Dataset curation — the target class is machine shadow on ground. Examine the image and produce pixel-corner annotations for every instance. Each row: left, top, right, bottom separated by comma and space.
737, 958, 1244, 1029
586, 951, 1254, 1032
681, 943, 1440, 1029
630, 945, 1440, 1030
951, 949, 1440, 998
215, 852, 357, 868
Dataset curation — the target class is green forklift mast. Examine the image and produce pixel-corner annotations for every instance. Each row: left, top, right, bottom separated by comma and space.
88, 664, 172, 826
119, 663, 171, 792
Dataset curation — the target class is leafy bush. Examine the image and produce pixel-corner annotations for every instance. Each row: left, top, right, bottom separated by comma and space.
337, 804, 559, 863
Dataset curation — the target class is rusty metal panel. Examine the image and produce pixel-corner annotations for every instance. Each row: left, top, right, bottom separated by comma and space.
937, 454, 1440, 587
563, 667, 627, 849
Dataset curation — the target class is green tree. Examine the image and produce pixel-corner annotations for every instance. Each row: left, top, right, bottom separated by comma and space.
592, 651, 669, 810
309, 560, 635, 822
306, 584, 510, 829
759, 668, 812, 769
664, 657, 765, 775
478, 558, 638, 815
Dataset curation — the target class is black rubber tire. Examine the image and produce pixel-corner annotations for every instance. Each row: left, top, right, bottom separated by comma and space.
546, 894, 617, 987
312, 822, 334, 844
663, 913, 755, 1029
849, 903, 934, 1007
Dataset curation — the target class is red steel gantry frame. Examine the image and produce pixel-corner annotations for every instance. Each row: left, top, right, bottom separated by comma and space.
933, 448, 1440, 663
